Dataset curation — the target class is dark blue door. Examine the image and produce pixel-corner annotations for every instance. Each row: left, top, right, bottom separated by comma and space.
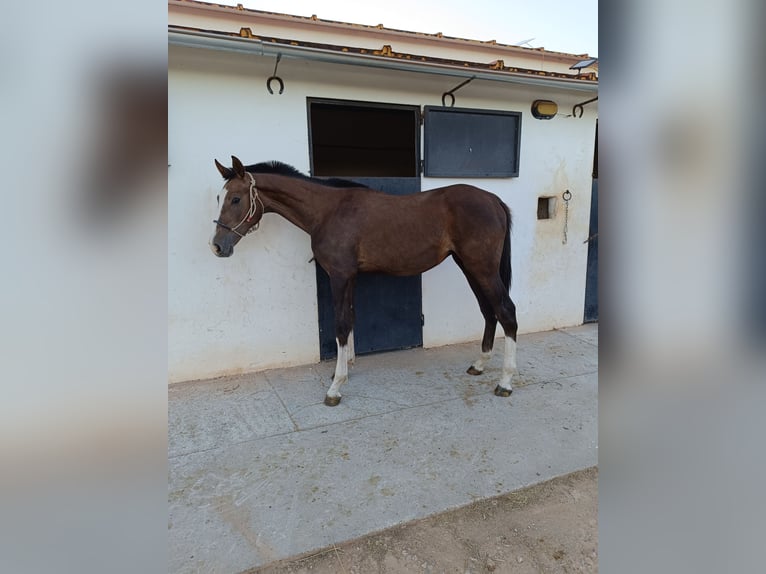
316, 177, 423, 359
584, 121, 598, 323
584, 178, 598, 322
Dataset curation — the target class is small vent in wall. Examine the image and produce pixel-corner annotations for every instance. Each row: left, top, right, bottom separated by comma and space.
537, 197, 556, 220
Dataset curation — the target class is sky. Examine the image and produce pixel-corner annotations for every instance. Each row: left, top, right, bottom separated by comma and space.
219, 0, 598, 57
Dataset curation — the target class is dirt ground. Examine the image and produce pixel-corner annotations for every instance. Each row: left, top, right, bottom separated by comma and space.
251, 467, 597, 574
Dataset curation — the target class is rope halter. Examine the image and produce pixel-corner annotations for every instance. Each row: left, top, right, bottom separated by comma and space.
213, 172, 265, 238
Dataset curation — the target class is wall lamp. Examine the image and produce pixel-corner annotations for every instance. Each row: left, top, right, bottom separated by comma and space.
531, 99, 558, 119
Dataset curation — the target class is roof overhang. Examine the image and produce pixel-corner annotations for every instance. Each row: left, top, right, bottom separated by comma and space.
168, 25, 598, 94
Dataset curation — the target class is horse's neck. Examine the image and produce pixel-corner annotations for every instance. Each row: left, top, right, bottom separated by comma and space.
256, 175, 335, 234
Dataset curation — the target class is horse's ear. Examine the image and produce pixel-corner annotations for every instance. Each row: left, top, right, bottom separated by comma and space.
214, 158, 231, 179
231, 156, 246, 179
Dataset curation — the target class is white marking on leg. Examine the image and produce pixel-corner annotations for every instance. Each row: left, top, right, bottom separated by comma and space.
327, 338, 349, 399
498, 336, 517, 391
471, 350, 492, 373
347, 329, 355, 366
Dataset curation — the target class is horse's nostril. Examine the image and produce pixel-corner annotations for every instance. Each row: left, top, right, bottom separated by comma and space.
213, 243, 222, 254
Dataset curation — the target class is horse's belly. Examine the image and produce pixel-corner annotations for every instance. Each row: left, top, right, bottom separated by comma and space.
358, 243, 449, 275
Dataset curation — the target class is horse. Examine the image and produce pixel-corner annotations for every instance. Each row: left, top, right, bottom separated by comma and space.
210, 156, 518, 406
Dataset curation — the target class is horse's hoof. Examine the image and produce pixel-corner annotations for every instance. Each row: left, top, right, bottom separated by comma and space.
466, 366, 483, 376
494, 385, 512, 397
324, 395, 342, 407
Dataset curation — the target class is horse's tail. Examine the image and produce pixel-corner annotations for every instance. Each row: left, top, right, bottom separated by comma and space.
499, 200, 512, 291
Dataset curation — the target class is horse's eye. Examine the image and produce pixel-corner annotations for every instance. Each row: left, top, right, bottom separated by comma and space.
216, 195, 219, 204
232, 197, 241, 204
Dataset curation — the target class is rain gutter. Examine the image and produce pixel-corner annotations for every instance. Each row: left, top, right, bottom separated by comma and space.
168, 27, 598, 93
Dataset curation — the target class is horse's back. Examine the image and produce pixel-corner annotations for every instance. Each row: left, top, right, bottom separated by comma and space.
428, 184, 508, 230
349, 183, 508, 242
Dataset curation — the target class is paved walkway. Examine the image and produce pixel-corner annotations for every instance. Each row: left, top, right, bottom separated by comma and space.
169, 325, 598, 573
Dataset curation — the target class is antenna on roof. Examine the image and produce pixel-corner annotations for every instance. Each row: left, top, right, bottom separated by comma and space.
514, 38, 536, 48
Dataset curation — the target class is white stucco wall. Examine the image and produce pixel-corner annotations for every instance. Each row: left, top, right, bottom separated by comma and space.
168, 44, 596, 383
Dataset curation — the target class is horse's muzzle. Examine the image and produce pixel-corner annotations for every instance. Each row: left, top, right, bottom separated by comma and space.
211, 241, 233, 257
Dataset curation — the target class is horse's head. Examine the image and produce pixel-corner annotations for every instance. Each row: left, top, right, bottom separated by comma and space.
210, 155, 265, 257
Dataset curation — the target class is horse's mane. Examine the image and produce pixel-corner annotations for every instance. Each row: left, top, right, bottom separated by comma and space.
246, 161, 305, 178
219, 160, 367, 189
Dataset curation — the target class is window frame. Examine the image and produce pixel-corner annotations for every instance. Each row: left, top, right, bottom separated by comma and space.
306, 97, 421, 178
423, 105, 522, 178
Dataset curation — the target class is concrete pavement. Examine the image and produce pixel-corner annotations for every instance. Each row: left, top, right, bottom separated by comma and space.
168, 324, 598, 573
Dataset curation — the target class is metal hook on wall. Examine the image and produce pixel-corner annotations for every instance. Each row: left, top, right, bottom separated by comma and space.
441, 75, 476, 107
572, 96, 597, 118
266, 53, 284, 95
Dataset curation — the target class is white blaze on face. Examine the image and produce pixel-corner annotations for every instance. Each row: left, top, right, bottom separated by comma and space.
209, 182, 230, 252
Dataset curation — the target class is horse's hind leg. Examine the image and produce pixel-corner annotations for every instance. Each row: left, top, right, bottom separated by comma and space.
495, 330, 518, 397
468, 273, 518, 396
488, 284, 518, 397
453, 255, 497, 375
325, 274, 356, 406
468, 307, 497, 375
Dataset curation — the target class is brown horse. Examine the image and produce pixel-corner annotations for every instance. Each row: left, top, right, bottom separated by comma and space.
210, 156, 518, 406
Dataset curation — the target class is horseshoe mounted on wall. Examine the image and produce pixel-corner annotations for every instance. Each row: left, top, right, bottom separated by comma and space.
266, 54, 284, 95
572, 96, 598, 118
441, 75, 476, 107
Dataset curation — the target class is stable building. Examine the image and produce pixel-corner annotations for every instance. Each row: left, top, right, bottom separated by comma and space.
168, 0, 598, 383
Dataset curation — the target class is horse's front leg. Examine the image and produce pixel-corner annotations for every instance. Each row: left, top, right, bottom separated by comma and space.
325, 275, 356, 406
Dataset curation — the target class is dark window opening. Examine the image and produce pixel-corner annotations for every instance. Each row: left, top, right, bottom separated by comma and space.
424, 106, 521, 177
308, 99, 419, 177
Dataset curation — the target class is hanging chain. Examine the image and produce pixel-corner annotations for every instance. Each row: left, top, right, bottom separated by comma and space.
562, 190, 572, 244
